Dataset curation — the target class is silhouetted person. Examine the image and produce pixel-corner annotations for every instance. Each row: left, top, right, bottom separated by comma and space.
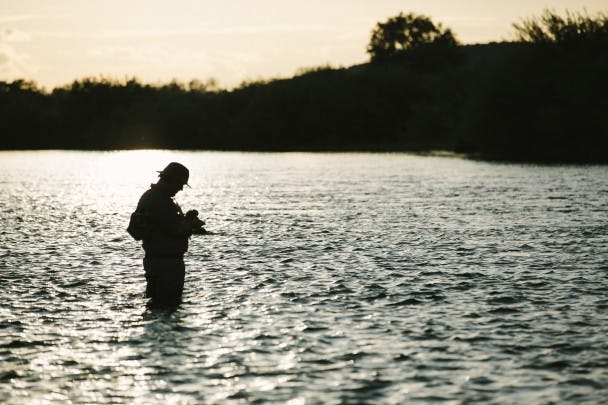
130, 162, 205, 308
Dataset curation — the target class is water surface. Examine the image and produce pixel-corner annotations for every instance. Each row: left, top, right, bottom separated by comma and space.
1, 151, 607, 403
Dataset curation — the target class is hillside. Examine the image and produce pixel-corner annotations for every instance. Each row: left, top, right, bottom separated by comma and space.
1, 41, 606, 163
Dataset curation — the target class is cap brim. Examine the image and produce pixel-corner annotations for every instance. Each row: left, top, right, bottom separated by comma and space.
157, 171, 190, 187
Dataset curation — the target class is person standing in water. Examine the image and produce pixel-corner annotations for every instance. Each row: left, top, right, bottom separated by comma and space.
129, 162, 205, 307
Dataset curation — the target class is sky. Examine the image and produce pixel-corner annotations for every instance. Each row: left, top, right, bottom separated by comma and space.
1, 0, 606, 89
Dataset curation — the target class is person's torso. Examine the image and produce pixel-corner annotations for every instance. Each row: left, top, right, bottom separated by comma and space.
137, 186, 188, 256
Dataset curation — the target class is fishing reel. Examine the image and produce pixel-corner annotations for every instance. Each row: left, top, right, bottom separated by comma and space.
185, 209, 207, 234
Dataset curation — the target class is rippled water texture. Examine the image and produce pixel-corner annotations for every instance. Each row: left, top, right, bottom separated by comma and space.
1, 151, 607, 403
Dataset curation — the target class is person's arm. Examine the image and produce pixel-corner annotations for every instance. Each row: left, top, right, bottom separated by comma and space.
143, 195, 192, 237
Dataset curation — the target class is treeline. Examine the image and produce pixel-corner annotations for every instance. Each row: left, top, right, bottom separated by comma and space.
1, 9, 607, 162
0, 65, 459, 151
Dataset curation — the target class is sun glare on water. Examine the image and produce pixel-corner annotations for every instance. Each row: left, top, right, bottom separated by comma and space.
97, 150, 183, 185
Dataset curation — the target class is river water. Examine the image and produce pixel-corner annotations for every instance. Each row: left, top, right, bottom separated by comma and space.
1, 151, 607, 403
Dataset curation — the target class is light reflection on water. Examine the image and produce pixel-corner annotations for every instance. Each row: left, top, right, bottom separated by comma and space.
1, 151, 607, 403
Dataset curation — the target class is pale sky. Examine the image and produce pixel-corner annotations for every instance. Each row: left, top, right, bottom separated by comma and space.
1, 0, 606, 89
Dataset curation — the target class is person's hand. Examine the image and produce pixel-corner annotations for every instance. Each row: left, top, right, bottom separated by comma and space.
185, 209, 199, 219
185, 209, 206, 233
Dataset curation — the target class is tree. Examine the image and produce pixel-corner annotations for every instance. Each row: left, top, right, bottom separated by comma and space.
367, 12, 459, 63
513, 9, 608, 45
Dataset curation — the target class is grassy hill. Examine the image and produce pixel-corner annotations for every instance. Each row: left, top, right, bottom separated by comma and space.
1, 41, 606, 163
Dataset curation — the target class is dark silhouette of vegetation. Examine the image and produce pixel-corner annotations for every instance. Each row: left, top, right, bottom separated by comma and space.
456, 9, 608, 162
513, 9, 608, 45
0, 9, 606, 163
0, 66, 459, 151
367, 12, 458, 60
366, 12, 461, 70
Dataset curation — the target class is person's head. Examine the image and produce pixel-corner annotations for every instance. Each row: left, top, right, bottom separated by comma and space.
157, 162, 189, 196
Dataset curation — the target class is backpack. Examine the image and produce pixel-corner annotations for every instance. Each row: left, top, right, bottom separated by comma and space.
127, 211, 149, 241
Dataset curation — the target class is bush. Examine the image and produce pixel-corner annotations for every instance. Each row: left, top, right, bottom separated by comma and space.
367, 12, 459, 64
513, 9, 608, 45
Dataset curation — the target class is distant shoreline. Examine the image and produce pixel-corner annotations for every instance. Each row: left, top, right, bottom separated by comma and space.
3, 148, 607, 165
2, 42, 606, 164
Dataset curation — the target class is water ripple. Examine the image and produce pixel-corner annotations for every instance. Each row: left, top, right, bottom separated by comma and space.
1, 151, 607, 403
